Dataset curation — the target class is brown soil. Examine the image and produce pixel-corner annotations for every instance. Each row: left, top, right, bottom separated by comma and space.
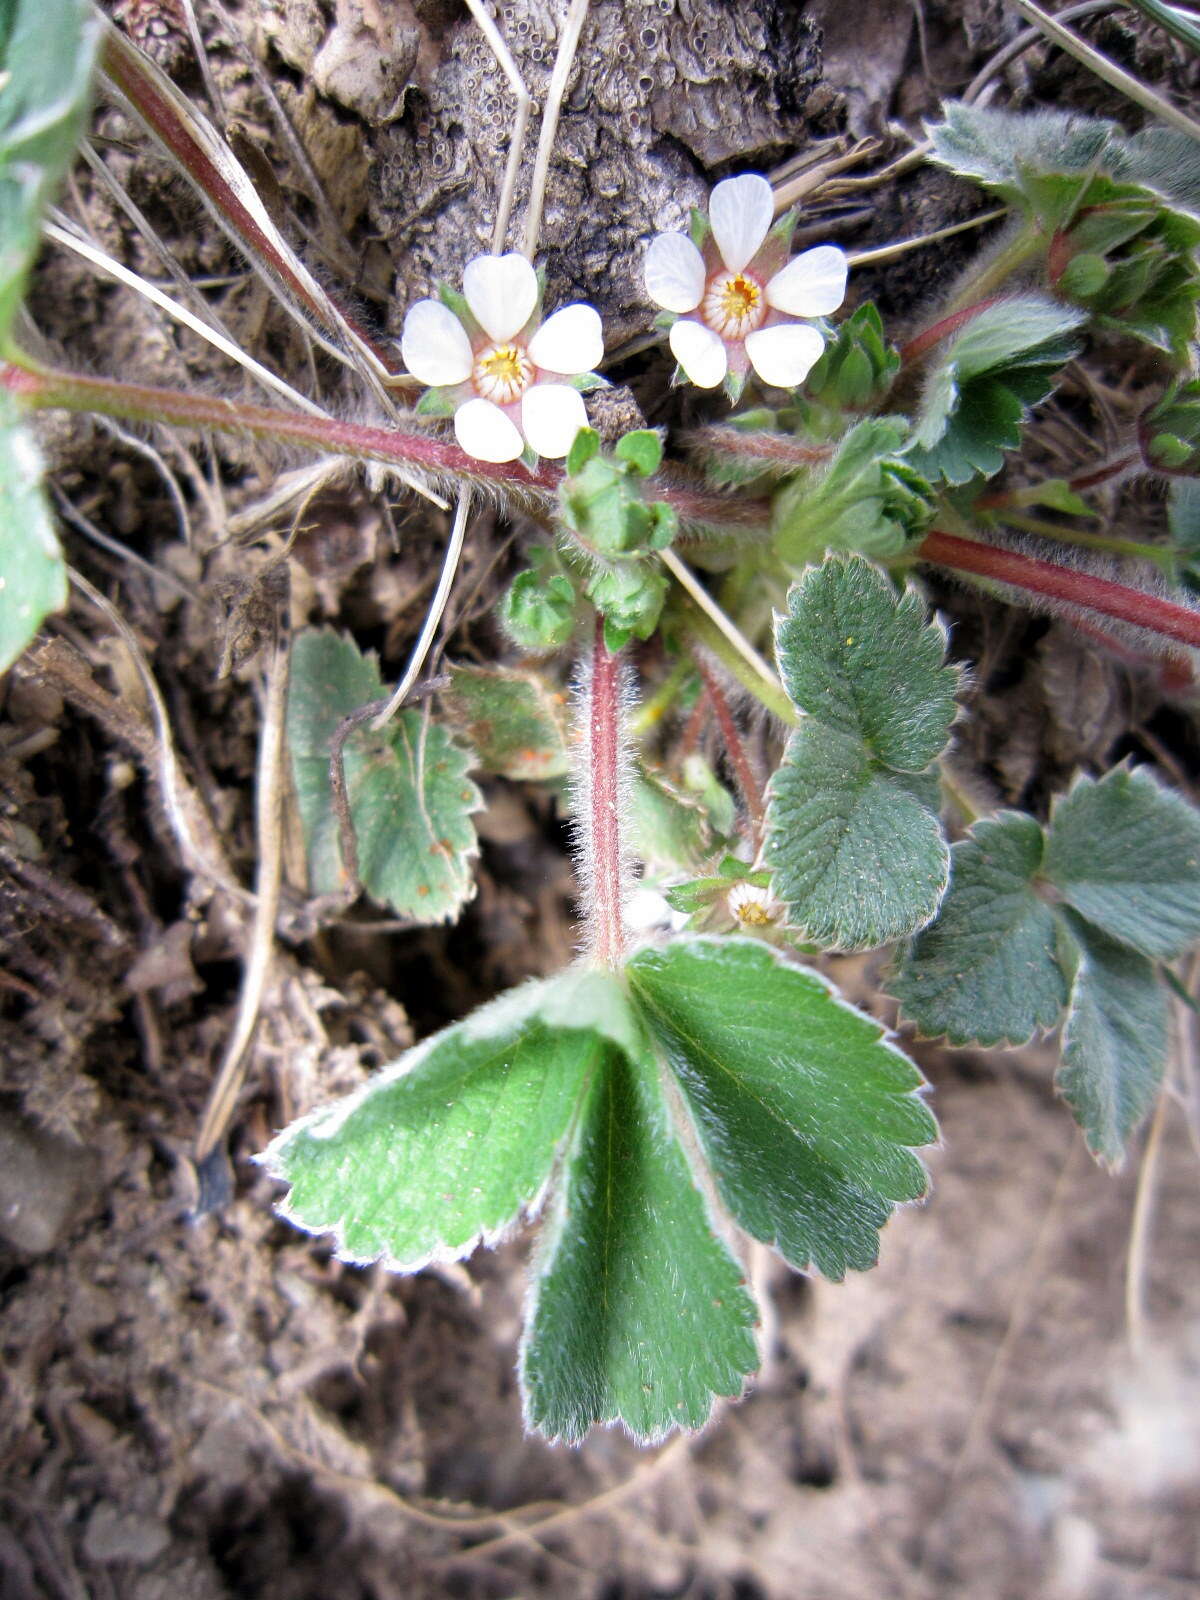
3, 3, 1199, 1597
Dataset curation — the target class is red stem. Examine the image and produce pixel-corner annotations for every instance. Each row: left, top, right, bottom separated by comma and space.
693, 655, 766, 839
900, 297, 1002, 368
587, 616, 626, 968
919, 530, 1200, 650
2, 360, 768, 532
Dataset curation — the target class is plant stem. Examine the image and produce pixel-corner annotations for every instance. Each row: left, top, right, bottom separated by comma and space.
2, 357, 767, 535
675, 595, 796, 726
991, 511, 1175, 572
900, 295, 1004, 368
1068, 451, 1140, 491
693, 654, 767, 841
920, 529, 1200, 649
587, 615, 627, 968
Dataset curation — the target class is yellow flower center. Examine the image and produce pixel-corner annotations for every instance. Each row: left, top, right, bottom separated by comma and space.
703, 271, 767, 339
473, 342, 534, 404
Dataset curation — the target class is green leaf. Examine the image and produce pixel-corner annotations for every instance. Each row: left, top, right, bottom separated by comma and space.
442, 662, 569, 781
890, 812, 1068, 1046
499, 561, 578, 652
414, 387, 457, 418
1057, 912, 1168, 1170
628, 937, 937, 1280
614, 428, 663, 476
772, 417, 934, 567
765, 556, 958, 950
630, 765, 718, 869
0, 0, 100, 340
1043, 766, 1200, 959
765, 723, 949, 950
773, 554, 960, 771
521, 1037, 758, 1443
907, 296, 1086, 486
286, 629, 480, 922
801, 302, 901, 410
565, 426, 600, 475
260, 968, 622, 1269
927, 102, 1117, 196
0, 390, 65, 670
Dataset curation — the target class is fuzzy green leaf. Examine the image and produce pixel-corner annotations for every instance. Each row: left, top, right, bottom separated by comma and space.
521, 1038, 758, 1443
1057, 912, 1168, 1169
0, 0, 100, 340
260, 969, 625, 1269
0, 391, 65, 670
1043, 766, 1200, 959
891, 812, 1067, 1046
630, 765, 719, 870
907, 297, 1086, 485
442, 662, 569, 780
927, 102, 1116, 195
628, 937, 937, 1281
286, 629, 480, 922
773, 554, 959, 771
765, 724, 949, 950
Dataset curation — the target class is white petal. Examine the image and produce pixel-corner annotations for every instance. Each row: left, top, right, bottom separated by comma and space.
766, 245, 849, 318
745, 323, 826, 388
528, 303, 604, 374
454, 397, 524, 462
521, 383, 588, 459
462, 253, 538, 341
669, 318, 727, 388
643, 231, 705, 312
708, 173, 774, 272
400, 298, 473, 387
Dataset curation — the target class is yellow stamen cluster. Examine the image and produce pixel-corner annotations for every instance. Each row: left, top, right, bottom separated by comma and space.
473, 342, 534, 404
702, 271, 767, 339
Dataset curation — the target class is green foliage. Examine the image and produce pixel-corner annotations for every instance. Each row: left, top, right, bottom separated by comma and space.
559, 427, 675, 559
264, 934, 938, 1441
765, 555, 959, 949
773, 418, 935, 565
286, 630, 481, 922
907, 296, 1087, 485
442, 662, 569, 780
629, 765, 722, 869
0, 0, 100, 665
893, 768, 1200, 1164
500, 547, 578, 651
1141, 378, 1200, 475
0, 390, 66, 670
927, 103, 1200, 356
801, 303, 901, 411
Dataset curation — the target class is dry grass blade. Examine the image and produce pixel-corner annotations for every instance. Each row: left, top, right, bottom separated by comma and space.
466, 0, 534, 253
522, 0, 590, 258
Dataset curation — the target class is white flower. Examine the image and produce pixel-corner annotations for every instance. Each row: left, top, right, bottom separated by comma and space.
727, 880, 779, 927
401, 252, 604, 463
643, 173, 848, 394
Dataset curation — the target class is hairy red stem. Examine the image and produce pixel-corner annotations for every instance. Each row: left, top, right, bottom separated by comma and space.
900, 297, 1002, 367
3, 359, 766, 531
919, 530, 1200, 649
694, 655, 766, 839
587, 617, 626, 968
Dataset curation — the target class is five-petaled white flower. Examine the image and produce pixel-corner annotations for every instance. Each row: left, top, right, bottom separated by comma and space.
401, 253, 603, 463
644, 173, 848, 393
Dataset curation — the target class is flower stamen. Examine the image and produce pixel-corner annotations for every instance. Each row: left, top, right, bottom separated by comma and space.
703, 271, 767, 340
473, 342, 534, 404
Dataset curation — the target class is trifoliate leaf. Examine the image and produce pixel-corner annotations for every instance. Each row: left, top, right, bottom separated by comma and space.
500, 564, 578, 652
260, 968, 621, 1269
628, 937, 937, 1280
521, 1037, 758, 1443
927, 102, 1117, 196
764, 556, 958, 949
442, 662, 569, 780
1057, 911, 1168, 1170
773, 554, 960, 771
0, 0, 100, 340
287, 629, 480, 922
907, 297, 1086, 485
0, 392, 65, 670
890, 812, 1068, 1046
1043, 766, 1200, 959
773, 418, 934, 567
765, 723, 949, 950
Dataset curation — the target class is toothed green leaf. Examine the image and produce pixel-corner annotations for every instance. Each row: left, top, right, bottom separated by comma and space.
628, 937, 937, 1281
521, 1036, 758, 1443
286, 629, 480, 922
1057, 912, 1168, 1170
890, 812, 1068, 1046
0, 392, 65, 670
442, 662, 569, 780
1043, 766, 1200, 959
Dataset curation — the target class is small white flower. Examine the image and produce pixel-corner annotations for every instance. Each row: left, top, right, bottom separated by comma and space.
401, 252, 604, 463
644, 173, 848, 394
727, 880, 779, 927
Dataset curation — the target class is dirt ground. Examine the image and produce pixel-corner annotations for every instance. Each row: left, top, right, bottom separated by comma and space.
3, 3, 1200, 1596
